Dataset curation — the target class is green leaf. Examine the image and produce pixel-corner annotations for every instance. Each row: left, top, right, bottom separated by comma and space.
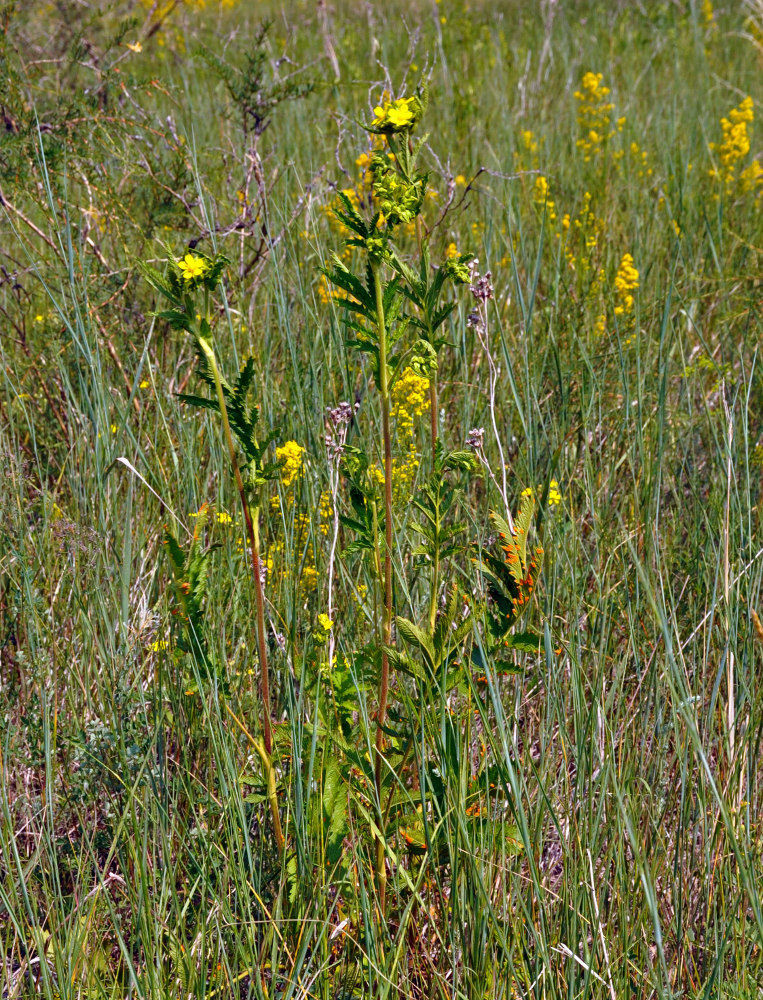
162, 528, 185, 575
504, 630, 542, 653
395, 616, 435, 666
433, 586, 460, 657
138, 260, 181, 304
176, 392, 220, 413
322, 757, 349, 862
154, 308, 194, 333
398, 813, 428, 855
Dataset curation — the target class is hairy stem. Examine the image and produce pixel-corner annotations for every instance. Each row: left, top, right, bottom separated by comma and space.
199, 339, 279, 841
429, 378, 438, 452
428, 501, 440, 635
372, 261, 393, 914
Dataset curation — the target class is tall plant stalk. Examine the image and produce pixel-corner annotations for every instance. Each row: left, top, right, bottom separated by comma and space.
199, 339, 273, 757
371, 261, 394, 911
198, 338, 282, 851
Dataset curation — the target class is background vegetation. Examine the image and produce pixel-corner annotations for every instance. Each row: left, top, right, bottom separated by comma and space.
2, 0, 763, 996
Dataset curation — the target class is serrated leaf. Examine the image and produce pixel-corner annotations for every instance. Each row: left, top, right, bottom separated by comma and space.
395, 616, 435, 667
138, 261, 181, 304
154, 308, 193, 332
383, 646, 423, 680
176, 392, 220, 412
503, 630, 542, 652
162, 528, 185, 575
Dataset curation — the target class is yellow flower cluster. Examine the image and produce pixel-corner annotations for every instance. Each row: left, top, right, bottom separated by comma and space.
319, 490, 333, 536
369, 451, 421, 504
561, 191, 603, 278
364, 368, 430, 505
521, 480, 562, 506
614, 253, 639, 316
710, 97, 762, 194
317, 273, 345, 305
574, 72, 616, 161
533, 176, 557, 224
391, 367, 430, 437
628, 141, 652, 180
268, 442, 319, 591
276, 440, 305, 488
514, 129, 540, 171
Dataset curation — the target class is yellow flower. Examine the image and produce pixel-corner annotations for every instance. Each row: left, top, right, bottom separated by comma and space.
139, 379, 150, 389
34, 314, 44, 323
150, 639, 168, 652
372, 97, 418, 133
455, 174, 467, 186
445, 242, 459, 259
216, 511, 232, 524
318, 613, 334, 632
387, 103, 414, 128
177, 253, 207, 282
126, 41, 143, 53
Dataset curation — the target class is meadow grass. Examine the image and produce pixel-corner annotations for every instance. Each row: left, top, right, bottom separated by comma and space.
2, 0, 763, 996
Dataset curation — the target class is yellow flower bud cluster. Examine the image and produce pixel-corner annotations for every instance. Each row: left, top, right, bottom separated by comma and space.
370, 154, 424, 227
